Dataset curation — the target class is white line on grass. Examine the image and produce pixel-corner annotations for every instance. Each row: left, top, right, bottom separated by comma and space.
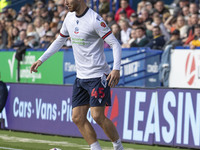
0, 135, 146, 150
0, 147, 23, 150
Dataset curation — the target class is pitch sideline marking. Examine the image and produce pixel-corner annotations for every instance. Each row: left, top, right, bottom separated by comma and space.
0, 134, 146, 150
0, 147, 24, 150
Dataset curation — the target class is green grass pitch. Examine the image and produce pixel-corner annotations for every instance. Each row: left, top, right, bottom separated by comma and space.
0, 130, 191, 150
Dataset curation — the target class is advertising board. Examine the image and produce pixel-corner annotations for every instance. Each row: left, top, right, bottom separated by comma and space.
169, 49, 200, 88
0, 51, 63, 84
1, 83, 200, 149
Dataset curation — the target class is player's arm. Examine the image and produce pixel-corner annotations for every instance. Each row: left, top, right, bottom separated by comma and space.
30, 35, 68, 73
94, 15, 122, 87
30, 15, 69, 73
104, 33, 121, 87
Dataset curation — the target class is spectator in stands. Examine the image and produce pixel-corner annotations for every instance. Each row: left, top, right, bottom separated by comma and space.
50, 22, 58, 35
183, 13, 199, 45
181, 6, 190, 22
47, 0, 57, 12
122, 28, 137, 48
137, 0, 147, 14
0, 22, 8, 49
147, 15, 170, 41
6, 26, 13, 49
57, 2, 67, 17
36, 0, 45, 9
115, 0, 135, 22
129, 13, 138, 26
43, 21, 51, 34
19, 6, 32, 23
101, 12, 108, 23
138, 8, 153, 24
175, 0, 189, 9
189, 2, 199, 15
0, 8, 12, 21
33, 8, 42, 19
9, 27, 20, 48
15, 15, 28, 31
12, 30, 27, 49
154, 0, 169, 17
26, 23, 34, 34
132, 20, 142, 29
41, 7, 53, 23
4, 17, 13, 33
106, 12, 116, 29
119, 19, 132, 45
40, 31, 55, 49
52, 16, 61, 24
99, 0, 109, 16
111, 23, 121, 44
33, 17, 45, 38
146, 26, 165, 50
163, 29, 182, 49
130, 26, 149, 47
190, 24, 200, 49
175, 15, 188, 38
24, 3, 33, 16
165, 15, 188, 39
117, 9, 130, 23
24, 32, 39, 49
0, 34, 6, 49
145, 1, 153, 14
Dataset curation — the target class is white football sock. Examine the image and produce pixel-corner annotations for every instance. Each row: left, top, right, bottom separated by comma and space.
112, 139, 124, 150
90, 141, 102, 150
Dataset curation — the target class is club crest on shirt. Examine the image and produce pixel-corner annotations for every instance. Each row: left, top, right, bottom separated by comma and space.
100, 22, 106, 28
74, 27, 79, 34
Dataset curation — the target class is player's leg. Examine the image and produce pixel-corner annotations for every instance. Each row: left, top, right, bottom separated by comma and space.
90, 106, 123, 150
72, 105, 97, 145
90, 106, 119, 141
88, 74, 123, 150
72, 78, 102, 150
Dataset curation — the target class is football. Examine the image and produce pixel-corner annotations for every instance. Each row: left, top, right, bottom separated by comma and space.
49, 148, 62, 150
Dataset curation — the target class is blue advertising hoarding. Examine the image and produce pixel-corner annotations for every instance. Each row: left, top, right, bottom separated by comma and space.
1, 83, 200, 149
63, 48, 161, 87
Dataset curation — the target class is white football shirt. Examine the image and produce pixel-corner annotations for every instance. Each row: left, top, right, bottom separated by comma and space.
39, 8, 121, 79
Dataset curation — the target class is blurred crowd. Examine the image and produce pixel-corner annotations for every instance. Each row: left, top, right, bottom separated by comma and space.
0, 0, 200, 51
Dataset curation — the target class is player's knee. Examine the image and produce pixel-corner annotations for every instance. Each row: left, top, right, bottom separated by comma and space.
72, 114, 85, 125
92, 113, 105, 125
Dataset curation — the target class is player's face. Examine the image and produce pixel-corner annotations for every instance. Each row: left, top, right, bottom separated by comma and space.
65, 0, 79, 12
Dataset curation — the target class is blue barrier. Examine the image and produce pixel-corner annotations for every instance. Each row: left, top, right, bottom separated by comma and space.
63, 48, 162, 87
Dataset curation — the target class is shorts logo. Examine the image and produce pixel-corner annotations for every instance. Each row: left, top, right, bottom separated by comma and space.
98, 98, 102, 103
104, 90, 118, 127
100, 22, 106, 28
74, 27, 79, 34
185, 53, 196, 85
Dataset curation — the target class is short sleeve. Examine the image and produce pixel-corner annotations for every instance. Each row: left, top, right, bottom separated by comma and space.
94, 15, 112, 40
60, 16, 69, 37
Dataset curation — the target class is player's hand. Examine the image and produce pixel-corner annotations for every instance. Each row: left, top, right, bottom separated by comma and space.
106, 70, 120, 88
30, 60, 42, 73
